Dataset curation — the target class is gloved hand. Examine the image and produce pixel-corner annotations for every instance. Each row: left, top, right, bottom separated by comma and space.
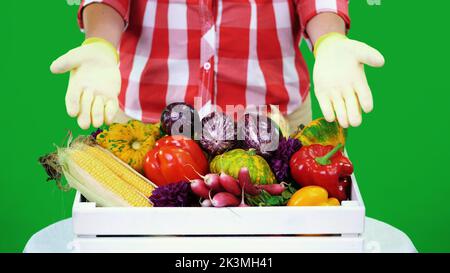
50, 37, 121, 129
313, 32, 385, 128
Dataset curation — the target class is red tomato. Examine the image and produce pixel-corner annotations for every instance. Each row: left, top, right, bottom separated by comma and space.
143, 136, 208, 186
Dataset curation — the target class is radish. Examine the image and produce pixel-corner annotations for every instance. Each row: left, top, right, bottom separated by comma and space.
182, 166, 223, 193
211, 192, 240, 207
200, 199, 213, 207
204, 173, 224, 192
257, 182, 287, 196
190, 179, 210, 199
219, 173, 241, 196
238, 180, 249, 207
238, 199, 249, 207
238, 168, 260, 196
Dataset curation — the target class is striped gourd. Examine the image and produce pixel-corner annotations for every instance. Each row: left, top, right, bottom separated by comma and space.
58, 142, 156, 207
210, 149, 275, 185
292, 118, 346, 147
96, 120, 161, 173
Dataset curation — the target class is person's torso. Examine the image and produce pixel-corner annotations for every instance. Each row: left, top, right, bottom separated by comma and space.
118, 0, 310, 122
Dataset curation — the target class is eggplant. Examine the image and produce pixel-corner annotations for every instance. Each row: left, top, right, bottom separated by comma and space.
238, 113, 280, 158
200, 112, 236, 156
160, 102, 200, 139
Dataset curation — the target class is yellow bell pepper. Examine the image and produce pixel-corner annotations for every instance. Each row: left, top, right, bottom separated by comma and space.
287, 186, 340, 207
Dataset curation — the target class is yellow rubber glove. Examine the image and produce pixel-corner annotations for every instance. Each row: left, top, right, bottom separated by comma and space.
50, 38, 121, 129
313, 33, 385, 128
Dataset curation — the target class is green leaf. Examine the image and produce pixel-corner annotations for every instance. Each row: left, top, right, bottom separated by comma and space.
245, 183, 298, 207
267, 197, 280, 206
281, 191, 292, 199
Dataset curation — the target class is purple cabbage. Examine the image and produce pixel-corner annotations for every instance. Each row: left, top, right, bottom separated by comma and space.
149, 181, 194, 207
200, 112, 236, 156
270, 138, 302, 182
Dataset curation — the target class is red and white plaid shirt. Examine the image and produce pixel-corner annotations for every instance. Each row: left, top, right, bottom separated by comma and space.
79, 0, 350, 122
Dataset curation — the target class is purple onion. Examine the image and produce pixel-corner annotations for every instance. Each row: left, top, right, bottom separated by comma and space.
160, 102, 200, 139
238, 113, 280, 157
200, 112, 236, 156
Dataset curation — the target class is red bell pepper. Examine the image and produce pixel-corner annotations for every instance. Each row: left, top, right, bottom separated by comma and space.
143, 136, 208, 186
289, 143, 353, 201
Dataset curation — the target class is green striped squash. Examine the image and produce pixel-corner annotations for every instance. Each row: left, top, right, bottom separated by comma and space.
210, 149, 275, 185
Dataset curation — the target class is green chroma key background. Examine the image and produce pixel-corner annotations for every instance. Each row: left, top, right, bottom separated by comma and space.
1, 1, 449, 252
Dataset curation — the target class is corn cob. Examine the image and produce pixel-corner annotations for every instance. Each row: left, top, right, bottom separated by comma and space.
82, 144, 155, 197
59, 143, 153, 207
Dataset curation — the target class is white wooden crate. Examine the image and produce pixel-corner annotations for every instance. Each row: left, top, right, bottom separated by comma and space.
72, 174, 365, 253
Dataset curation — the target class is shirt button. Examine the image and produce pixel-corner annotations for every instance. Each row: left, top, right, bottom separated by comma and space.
203, 62, 211, 71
